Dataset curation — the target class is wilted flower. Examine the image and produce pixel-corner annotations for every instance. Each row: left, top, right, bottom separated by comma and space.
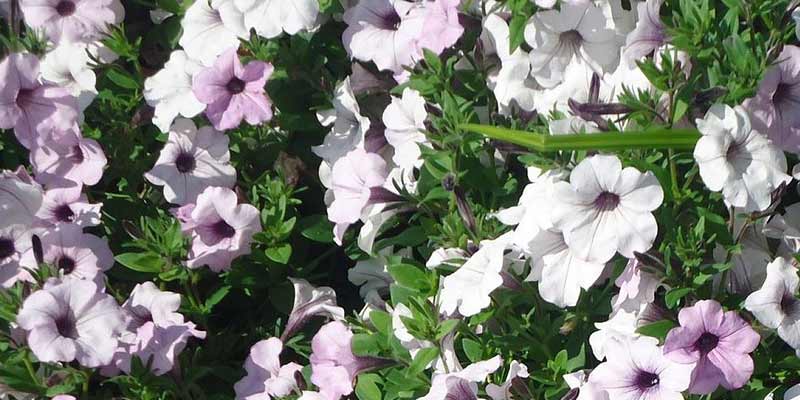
192, 48, 275, 131
663, 300, 760, 394
36, 185, 102, 227
17, 278, 126, 367
18, 0, 124, 44
30, 127, 107, 187
145, 118, 236, 205
184, 186, 261, 271
234, 337, 303, 400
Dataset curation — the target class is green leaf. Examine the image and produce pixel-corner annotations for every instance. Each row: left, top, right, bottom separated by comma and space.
388, 263, 429, 291
407, 347, 439, 376
435, 319, 459, 341
637, 320, 676, 341
115, 252, 163, 273
352, 334, 382, 357
370, 310, 392, 337
106, 69, 139, 89
298, 215, 334, 243
665, 287, 693, 309
156, 0, 182, 14
356, 374, 382, 400
204, 286, 231, 311
462, 338, 483, 363
266, 243, 292, 264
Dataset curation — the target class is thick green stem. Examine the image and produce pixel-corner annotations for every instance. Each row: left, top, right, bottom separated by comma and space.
460, 124, 701, 152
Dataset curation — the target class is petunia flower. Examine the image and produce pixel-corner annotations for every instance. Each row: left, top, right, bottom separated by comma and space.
416, 0, 463, 55
524, 1, 621, 87
588, 336, 691, 400
745, 257, 800, 355
623, 0, 666, 64
0, 167, 44, 227
482, 14, 539, 115
326, 148, 389, 244
183, 186, 262, 272
30, 127, 107, 187
16, 278, 126, 367
281, 278, 345, 341
348, 247, 396, 299
342, 0, 427, 81
18, 0, 124, 44
234, 337, 303, 400
418, 356, 503, 400
233, 0, 320, 39
143, 50, 206, 133
382, 88, 429, 170
663, 299, 760, 394
192, 48, 275, 131
563, 370, 608, 400
712, 212, 771, 295
0, 224, 37, 288
144, 118, 236, 205
36, 185, 102, 227
0, 53, 79, 150
39, 223, 113, 282
40, 42, 98, 113
694, 104, 790, 212
180, 0, 248, 65
486, 360, 530, 400
313, 77, 371, 168
742, 45, 800, 153
310, 321, 391, 400
613, 258, 660, 312
439, 234, 509, 317
764, 203, 800, 255
551, 154, 664, 264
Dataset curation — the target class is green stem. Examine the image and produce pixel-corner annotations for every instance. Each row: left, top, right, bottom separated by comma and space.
460, 124, 701, 152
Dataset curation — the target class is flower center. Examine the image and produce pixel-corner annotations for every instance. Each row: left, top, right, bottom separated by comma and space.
55, 314, 78, 339
781, 293, 800, 316
773, 83, 800, 109
53, 204, 75, 222
444, 378, 478, 400
594, 191, 620, 211
725, 141, 742, 161
212, 220, 236, 239
68, 145, 84, 164
226, 77, 246, 94
174, 151, 196, 173
15, 89, 33, 106
56, 0, 76, 16
57, 256, 77, 274
0, 238, 15, 259
560, 29, 583, 47
633, 370, 660, 389
694, 332, 719, 354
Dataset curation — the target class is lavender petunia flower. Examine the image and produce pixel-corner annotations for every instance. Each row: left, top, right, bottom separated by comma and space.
183, 186, 261, 272
36, 185, 102, 227
18, 0, 124, 44
281, 278, 344, 341
234, 337, 303, 400
0, 224, 37, 288
416, 0, 463, 55
623, 0, 666, 64
192, 48, 275, 131
742, 45, 800, 153
342, 0, 427, 81
145, 118, 236, 205
310, 321, 390, 400
588, 336, 690, 400
418, 356, 503, 400
16, 278, 126, 367
0, 167, 44, 227
663, 299, 760, 394
39, 223, 113, 282
0, 53, 79, 150
30, 127, 107, 187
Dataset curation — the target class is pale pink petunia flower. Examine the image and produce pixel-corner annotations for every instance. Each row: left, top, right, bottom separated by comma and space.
623, 0, 666, 64
145, 118, 236, 205
192, 48, 274, 131
281, 278, 344, 341
39, 223, 113, 282
416, 0, 463, 55
310, 321, 390, 400
0, 224, 37, 288
183, 186, 262, 272
663, 299, 760, 394
234, 337, 303, 400
36, 185, 102, 227
342, 0, 428, 81
18, 0, 124, 44
30, 127, 107, 187
0, 167, 44, 227
16, 278, 126, 367
0, 53, 79, 149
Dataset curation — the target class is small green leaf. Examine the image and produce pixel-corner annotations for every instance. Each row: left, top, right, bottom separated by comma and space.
407, 347, 439, 376
298, 215, 334, 243
352, 334, 382, 357
462, 338, 483, 363
370, 310, 392, 337
356, 374, 382, 400
204, 286, 231, 311
115, 252, 163, 273
388, 263, 429, 291
665, 287, 693, 309
435, 319, 459, 341
106, 69, 139, 89
266, 243, 292, 264
637, 320, 676, 341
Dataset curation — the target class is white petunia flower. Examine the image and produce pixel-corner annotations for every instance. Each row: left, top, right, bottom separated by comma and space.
234, 0, 320, 39
744, 257, 800, 355
694, 104, 790, 212
713, 211, 771, 295
143, 50, 206, 133
418, 356, 503, 400
552, 154, 664, 264
439, 234, 509, 317
524, 1, 621, 87
348, 247, 403, 299
588, 305, 645, 361
486, 360, 529, 400
764, 203, 800, 255
383, 88, 429, 170
180, 0, 248, 65
313, 78, 370, 168
482, 14, 539, 115
40, 43, 97, 113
